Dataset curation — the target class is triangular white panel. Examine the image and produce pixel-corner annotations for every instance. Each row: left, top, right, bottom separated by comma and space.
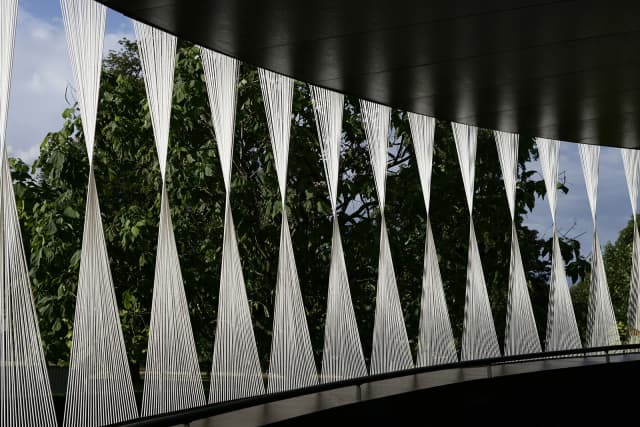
321, 222, 368, 381
417, 218, 458, 366
209, 204, 265, 402
61, 0, 138, 424
460, 223, 501, 361
137, 22, 205, 415
142, 189, 206, 415
134, 22, 176, 180
311, 85, 366, 382
0, 148, 57, 426
258, 69, 294, 204
267, 215, 318, 392
409, 112, 457, 366
452, 123, 478, 213
629, 227, 640, 343
0, 0, 17, 151
201, 48, 238, 193
361, 100, 413, 374
495, 130, 540, 355
360, 100, 391, 212
1, 0, 57, 424
585, 233, 620, 346
536, 138, 560, 224
503, 226, 542, 355
453, 123, 500, 361
621, 149, 640, 342
370, 219, 414, 374
64, 173, 138, 426
536, 138, 581, 351
201, 48, 265, 402
259, 69, 317, 392
545, 234, 582, 351
60, 0, 105, 164
579, 144, 619, 347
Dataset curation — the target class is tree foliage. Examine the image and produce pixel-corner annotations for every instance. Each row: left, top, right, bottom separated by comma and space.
12, 39, 588, 378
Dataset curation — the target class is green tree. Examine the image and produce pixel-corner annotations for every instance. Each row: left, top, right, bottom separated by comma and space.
13, 39, 587, 380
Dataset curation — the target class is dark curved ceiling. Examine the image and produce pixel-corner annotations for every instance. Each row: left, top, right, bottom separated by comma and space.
98, 0, 640, 148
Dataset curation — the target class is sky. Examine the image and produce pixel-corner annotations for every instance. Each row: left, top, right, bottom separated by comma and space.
5, 1, 636, 256
6, 1, 132, 161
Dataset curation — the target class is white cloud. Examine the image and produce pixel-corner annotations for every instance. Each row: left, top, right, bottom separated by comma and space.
5, 8, 133, 165
9, 143, 41, 164
5, 8, 72, 163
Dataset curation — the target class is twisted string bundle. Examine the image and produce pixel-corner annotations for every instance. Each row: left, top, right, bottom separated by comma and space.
360, 100, 413, 374
61, 0, 137, 424
452, 123, 501, 361
310, 85, 367, 381
259, 69, 318, 392
408, 113, 457, 366
201, 48, 265, 402
536, 138, 581, 351
135, 22, 205, 415
623, 149, 640, 343
1, 1, 57, 425
579, 145, 620, 347
6, 2, 640, 423
494, 131, 541, 355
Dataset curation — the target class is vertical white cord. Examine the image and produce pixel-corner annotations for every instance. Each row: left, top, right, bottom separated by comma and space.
259, 69, 318, 393
408, 112, 457, 366
579, 144, 620, 347
1, 2, 57, 424
536, 138, 581, 351
452, 122, 501, 361
61, 0, 138, 425
360, 100, 413, 374
622, 149, 640, 342
494, 130, 541, 356
135, 22, 205, 416
0, 0, 17, 153
201, 47, 265, 402
310, 85, 367, 382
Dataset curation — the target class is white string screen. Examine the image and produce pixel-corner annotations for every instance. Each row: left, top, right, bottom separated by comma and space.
61, 0, 138, 424
579, 144, 620, 347
259, 69, 318, 393
536, 138, 581, 351
0, 0, 17, 151
135, 22, 205, 415
622, 149, 640, 343
201, 47, 265, 402
0, 149, 58, 427
408, 113, 457, 366
360, 100, 413, 374
494, 131, 541, 356
1, 1, 57, 424
452, 122, 501, 361
310, 85, 367, 382
135, 23, 175, 181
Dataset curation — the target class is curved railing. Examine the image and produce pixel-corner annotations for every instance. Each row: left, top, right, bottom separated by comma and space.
109, 342, 640, 427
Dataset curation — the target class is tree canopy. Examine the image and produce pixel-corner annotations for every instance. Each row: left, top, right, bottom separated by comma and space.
11, 39, 589, 380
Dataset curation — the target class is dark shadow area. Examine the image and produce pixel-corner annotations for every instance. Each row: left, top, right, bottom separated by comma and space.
269, 359, 640, 426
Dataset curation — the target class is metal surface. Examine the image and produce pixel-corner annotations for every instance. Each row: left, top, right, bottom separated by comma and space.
108, 343, 640, 427
98, 0, 640, 148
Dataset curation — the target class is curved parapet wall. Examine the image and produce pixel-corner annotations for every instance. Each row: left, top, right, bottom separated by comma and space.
109, 345, 640, 427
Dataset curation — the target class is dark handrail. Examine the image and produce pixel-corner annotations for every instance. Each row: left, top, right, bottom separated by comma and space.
109, 342, 640, 427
